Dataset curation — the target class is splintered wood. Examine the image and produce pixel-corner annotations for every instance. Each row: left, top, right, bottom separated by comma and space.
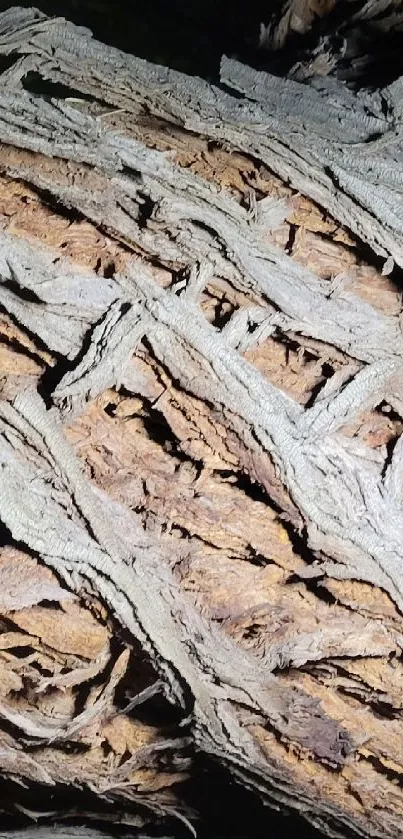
0, 6, 403, 839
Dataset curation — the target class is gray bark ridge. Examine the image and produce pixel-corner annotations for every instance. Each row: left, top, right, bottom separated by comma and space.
0, 96, 401, 368
0, 7, 403, 265
2, 229, 403, 618
0, 229, 401, 839
0, 383, 355, 829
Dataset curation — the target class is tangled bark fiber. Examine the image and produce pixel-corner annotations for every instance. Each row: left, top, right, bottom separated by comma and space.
1, 5, 403, 839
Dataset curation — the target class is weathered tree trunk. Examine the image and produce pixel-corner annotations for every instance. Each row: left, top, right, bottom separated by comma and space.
1, 5, 403, 838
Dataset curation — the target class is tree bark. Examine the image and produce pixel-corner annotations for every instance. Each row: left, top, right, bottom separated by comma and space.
0, 5, 403, 838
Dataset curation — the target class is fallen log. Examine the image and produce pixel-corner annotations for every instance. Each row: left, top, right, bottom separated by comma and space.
0, 6, 403, 838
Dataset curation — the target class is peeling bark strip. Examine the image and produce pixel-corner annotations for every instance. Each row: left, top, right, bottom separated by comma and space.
0, 232, 402, 833
3, 230, 403, 612
0, 386, 353, 805
0, 6, 403, 839
1, 7, 403, 265
0, 93, 402, 368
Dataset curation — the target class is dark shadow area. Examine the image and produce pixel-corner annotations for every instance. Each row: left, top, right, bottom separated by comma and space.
249, 0, 403, 88
3, 0, 403, 86
183, 753, 324, 839
1, 0, 276, 79
0, 778, 174, 836
0, 758, 325, 838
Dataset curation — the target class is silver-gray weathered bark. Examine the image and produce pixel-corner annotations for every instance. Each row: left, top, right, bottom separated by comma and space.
0, 6, 403, 839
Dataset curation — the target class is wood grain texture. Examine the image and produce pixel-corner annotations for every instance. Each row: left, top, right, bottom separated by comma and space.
0, 7, 402, 838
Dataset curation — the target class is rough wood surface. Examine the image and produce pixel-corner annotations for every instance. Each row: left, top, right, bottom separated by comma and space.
0, 6, 403, 839
1, 6, 403, 266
